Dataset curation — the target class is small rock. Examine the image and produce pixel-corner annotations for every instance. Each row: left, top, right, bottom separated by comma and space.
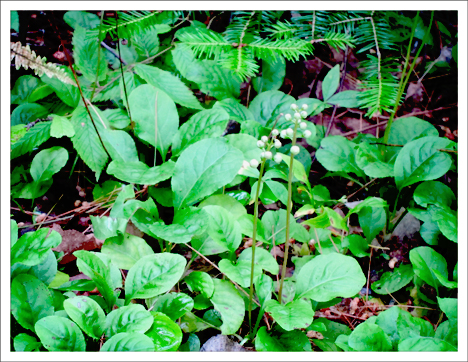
200, 335, 248, 352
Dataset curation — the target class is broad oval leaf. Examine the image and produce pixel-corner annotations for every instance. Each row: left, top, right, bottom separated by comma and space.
11, 121, 51, 160
204, 205, 242, 253
394, 136, 455, 190
129, 84, 179, 159
50, 115, 75, 138
13, 333, 42, 352
125, 253, 186, 303
355, 142, 394, 178
409, 246, 448, 288
199, 194, 247, 221
218, 259, 262, 288
100, 332, 155, 352
398, 336, 457, 351
146, 293, 194, 321
11, 228, 61, 266
11, 274, 54, 332
264, 299, 314, 331
107, 160, 175, 185
322, 64, 340, 101
238, 247, 279, 275
348, 323, 393, 351
316, 136, 364, 176
73, 26, 107, 82
184, 271, 214, 298
145, 311, 183, 351
11, 102, 48, 126
413, 181, 455, 208
101, 129, 139, 163
102, 232, 154, 270
104, 304, 153, 338
63, 296, 106, 339
371, 263, 414, 294
30, 146, 69, 183
171, 138, 244, 209
249, 90, 295, 127
210, 279, 245, 335
255, 327, 285, 351
295, 253, 366, 302
35, 316, 86, 351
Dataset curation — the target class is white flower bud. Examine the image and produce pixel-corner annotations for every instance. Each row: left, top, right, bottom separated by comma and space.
249, 159, 259, 168
300, 111, 307, 118
301, 104, 308, 110
261, 135, 268, 143
290, 145, 300, 155
260, 151, 265, 159
274, 153, 283, 163
304, 130, 312, 138
257, 140, 265, 148
284, 114, 292, 121
290, 104, 298, 110
271, 129, 279, 136
300, 122, 307, 129
280, 130, 287, 138
274, 139, 282, 148
286, 128, 294, 137
264, 151, 273, 160
294, 112, 302, 120
242, 160, 250, 169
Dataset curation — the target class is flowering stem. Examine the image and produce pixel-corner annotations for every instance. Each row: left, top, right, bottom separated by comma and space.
248, 158, 266, 331
278, 121, 299, 304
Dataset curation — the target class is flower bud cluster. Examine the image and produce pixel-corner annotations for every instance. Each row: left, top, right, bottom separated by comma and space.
280, 103, 313, 139
249, 128, 285, 167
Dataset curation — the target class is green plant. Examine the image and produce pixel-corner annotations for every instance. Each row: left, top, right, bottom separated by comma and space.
10, 10, 458, 353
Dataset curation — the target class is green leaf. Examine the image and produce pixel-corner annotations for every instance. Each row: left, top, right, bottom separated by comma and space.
11, 274, 54, 332
346, 197, 388, 242
11, 121, 51, 159
13, 333, 42, 352
11, 103, 49, 126
102, 108, 131, 129
104, 304, 153, 338
218, 259, 262, 288
210, 279, 245, 335
90, 215, 128, 240
125, 253, 186, 303
238, 247, 279, 275
11, 76, 41, 104
322, 64, 340, 101
35, 316, 86, 351
249, 90, 295, 127
255, 326, 285, 351
12, 249, 57, 285
101, 332, 155, 351
372, 263, 414, 294
30, 146, 68, 183
145, 311, 183, 351
146, 293, 194, 321
41, 67, 80, 107
295, 253, 366, 302
432, 269, 457, 289
52, 279, 96, 292
101, 232, 154, 270
355, 142, 394, 178
316, 135, 364, 176
133, 26, 163, 57
73, 26, 107, 82
134, 63, 203, 110
70, 106, 109, 180
435, 320, 457, 348
252, 56, 286, 93
184, 271, 214, 298
199, 194, 247, 221
11, 10, 19, 31
74, 250, 118, 312
129, 84, 179, 159
413, 181, 455, 208
255, 274, 274, 308
277, 153, 312, 190
394, 136, 455, 190
107, 160, 175, 185
344, 234, 370, 257
398, 336, 456, 351
172, 44, 241, 100
348, 323, 393, 351
265, 299, 314, 331
179, 333, 201, 351
50, 115, 75, 138
437, 297, 457, 321
11, 228, 61, 266
327, 90, 360, 108
100, 129, 139, 163
63, 296, 106, 339
171, 138, 244, 208
262, 209, 297, 245
204, 205, 242, 253
171, 108, 230, 156
63, 11, 100, 29
213, 98, 255, 122
431, 206, 457, 242
409, 246, 448, 289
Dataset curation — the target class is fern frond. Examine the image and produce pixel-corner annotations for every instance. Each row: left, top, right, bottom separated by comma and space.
224, 11, 258, 44
264, 21, 300, 39
10, 42, 77, 86
219, 47, 259, 82
311, 32, 355, 50
249, 38, 314, 62
176, 27, 231, 58
357, 55, 401, 117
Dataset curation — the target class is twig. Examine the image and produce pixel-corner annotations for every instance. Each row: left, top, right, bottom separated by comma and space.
100, 41, 127, 66
366, 249, 372, 302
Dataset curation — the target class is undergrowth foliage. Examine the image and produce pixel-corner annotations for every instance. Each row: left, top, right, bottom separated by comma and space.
10, 10, 458, 353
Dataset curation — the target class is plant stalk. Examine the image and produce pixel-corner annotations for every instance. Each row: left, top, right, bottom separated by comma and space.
278, 121, 299, 304
248, 159, 266, 331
